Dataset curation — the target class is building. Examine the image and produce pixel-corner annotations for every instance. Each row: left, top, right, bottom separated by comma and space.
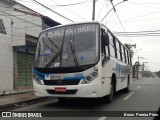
0, 0, 60, 94
133, 65, 143, 78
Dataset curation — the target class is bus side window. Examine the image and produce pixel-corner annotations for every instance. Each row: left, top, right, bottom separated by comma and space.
108, 32, 116, 58
116, 41, 121, 60
125, 49, 128, 64
101, 29, 109, 56
113, 38, 117, 58
130, 54, 132, 65
123, 47, 127, 63
127, 51, 130, 64
101, 29, 110, 66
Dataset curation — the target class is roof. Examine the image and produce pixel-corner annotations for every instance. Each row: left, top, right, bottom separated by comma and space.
1, 0, 16, 5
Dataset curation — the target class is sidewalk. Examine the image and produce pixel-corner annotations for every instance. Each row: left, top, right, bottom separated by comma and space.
0, 89, 50, 110
132, 77, 142, 81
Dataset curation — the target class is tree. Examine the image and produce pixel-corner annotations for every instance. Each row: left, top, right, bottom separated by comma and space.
133, 61, 140, 78
143, 71, 153, 78
155, 71, 160, 78
124, 43, 134, 58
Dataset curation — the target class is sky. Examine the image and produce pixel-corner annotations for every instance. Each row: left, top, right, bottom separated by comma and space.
15, 0, 160, 72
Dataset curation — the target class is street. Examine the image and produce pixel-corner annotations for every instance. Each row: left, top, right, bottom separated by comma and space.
3, 78, 160, 120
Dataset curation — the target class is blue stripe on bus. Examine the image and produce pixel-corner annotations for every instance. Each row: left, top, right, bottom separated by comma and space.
32, 69, 48, 80
33, 69, 85, 81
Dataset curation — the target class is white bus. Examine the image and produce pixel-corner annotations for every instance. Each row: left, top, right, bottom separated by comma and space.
33, 21, 132, 103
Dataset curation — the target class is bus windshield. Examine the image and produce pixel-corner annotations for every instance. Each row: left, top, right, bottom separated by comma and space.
35, 23, 99, 68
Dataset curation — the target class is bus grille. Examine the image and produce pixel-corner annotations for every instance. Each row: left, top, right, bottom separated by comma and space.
43, 80, 80, 85
46, 89, 78, 94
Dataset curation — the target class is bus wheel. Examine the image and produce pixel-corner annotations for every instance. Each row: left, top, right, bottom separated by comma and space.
57, 97, 68, 103
102, 84, 114, 103
124, 76, 130, 93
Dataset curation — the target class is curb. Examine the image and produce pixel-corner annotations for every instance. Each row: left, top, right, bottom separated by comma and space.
0, 97, 53, 111
0, 90, 34, 96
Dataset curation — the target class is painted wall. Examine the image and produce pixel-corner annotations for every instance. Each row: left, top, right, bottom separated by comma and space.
0, 0, 14, 93
0, 0, 42, 93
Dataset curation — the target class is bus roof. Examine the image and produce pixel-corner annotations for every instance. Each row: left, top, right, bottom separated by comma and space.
41, 21, 101, 33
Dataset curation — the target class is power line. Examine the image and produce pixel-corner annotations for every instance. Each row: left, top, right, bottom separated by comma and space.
114, 29, 160, 34
117, 34, 160, 37
49, 0, 88, 21
16, 0, 36, 4
141, 50, 160, 53
129, 2, 160, 4
114, 10, 133, 43
96, 0, 107, 20
0, 14, 26, 16
108, 17, 160, 25
141, 54, 160, 56
101, 1, 125, 22
128, 1, 160, 10
74, 1, 92, 12
52, 0, 92, 7
0, 9, 42, 27
4, 25, 41, 32
108, 10, 160, 25
114, 32, 160, 35
32, 0, 74, 22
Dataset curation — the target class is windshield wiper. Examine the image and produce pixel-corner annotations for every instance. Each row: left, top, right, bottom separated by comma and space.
44, 28, 66, 68
44, 51, 61, 68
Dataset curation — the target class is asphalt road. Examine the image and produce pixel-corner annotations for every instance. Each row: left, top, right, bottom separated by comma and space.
2, 78, 160, 120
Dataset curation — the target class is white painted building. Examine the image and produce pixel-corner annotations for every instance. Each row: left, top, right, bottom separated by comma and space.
0, 0, 60, 94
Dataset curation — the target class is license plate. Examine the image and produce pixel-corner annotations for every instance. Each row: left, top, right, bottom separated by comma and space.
55, 87, 66, 92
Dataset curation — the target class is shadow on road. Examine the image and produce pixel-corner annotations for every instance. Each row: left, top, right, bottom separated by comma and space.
40, 89, 130, 110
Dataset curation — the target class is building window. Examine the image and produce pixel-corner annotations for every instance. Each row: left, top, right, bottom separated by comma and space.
0, 19, 6, 34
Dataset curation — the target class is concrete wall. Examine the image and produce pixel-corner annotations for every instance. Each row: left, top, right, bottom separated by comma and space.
12, 4, 42, 46
0, 0, 42, 93
0, 0, 14, 93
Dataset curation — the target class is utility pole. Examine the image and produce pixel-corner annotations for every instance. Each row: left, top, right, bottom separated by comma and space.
137, 57, 143, 78
92, 0, 96, 21
142, 62, 148, 77
138, 56, 143, 63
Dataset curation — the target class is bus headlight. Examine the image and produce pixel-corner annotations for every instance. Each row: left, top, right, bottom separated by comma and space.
33, 73, 43, 85
82, 75, 93, 84
82, 71, 98, 84
92, 72, 98, 77
86, 76, 92, 81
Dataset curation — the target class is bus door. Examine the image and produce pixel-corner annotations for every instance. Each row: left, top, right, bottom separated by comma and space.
101, 28, 110, 95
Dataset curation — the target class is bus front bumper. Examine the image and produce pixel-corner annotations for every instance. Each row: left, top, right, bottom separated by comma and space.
33, 80, 103, 98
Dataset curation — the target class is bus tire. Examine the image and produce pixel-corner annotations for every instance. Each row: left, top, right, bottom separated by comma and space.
102, 83, 114, 103
124, 76, 130, 93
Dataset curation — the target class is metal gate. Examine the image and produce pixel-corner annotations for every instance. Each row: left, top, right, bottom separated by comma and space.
16, 53, 34, 89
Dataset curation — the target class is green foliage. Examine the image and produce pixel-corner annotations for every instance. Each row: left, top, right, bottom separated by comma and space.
143, 71, 153, 78
155, 71, 160, 78
133, 61, 140, 71
124, 43, 134, 57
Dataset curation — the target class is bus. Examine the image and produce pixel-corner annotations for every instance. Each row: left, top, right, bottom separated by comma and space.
32, 21, 132, 103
